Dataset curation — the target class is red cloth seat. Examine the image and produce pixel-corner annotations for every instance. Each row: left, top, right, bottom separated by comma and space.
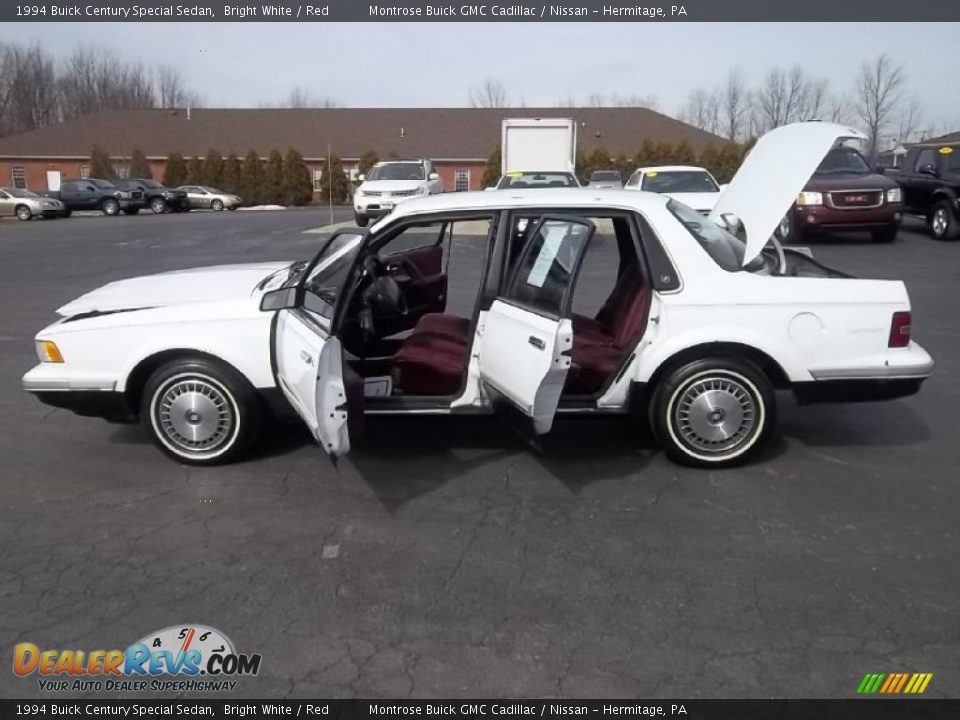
391, 333, 468, 396
413, 313, 472, 344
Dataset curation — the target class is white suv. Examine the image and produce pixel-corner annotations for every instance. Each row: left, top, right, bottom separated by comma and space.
353, 159, 443, 226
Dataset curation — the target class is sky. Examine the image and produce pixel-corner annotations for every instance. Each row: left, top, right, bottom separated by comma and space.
6, 22, 959, 131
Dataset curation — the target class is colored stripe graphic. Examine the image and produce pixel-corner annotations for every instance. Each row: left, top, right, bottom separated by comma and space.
857, 672, 932, 694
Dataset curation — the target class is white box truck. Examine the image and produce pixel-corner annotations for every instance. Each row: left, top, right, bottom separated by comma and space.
493, 117, 579, 189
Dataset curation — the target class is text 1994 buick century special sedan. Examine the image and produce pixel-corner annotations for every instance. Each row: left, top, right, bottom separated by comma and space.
22, 122, 933, 467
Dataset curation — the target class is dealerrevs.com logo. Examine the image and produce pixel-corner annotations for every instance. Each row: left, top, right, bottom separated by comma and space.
13, 624, 261, 692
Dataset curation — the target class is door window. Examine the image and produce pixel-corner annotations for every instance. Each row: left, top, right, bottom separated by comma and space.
505, 217, 593, 317
915, 148, 937, 172
301, 232, 365, 322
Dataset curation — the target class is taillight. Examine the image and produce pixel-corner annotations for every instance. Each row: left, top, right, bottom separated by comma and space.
888, 311, 911, 348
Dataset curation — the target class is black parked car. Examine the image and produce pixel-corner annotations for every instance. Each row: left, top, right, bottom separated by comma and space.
44, 178, 145, 217
115, 178, 188, 214
888, 142, 960, 240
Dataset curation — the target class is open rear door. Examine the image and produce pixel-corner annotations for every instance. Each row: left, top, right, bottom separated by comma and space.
476, 216, 594, 434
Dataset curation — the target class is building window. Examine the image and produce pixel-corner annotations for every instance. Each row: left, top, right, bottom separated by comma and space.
454, 169, 470, 192
11, 166, 26, 189
312, 169, 323, 191
114, 164, 130, 179
80, 165, 91, 179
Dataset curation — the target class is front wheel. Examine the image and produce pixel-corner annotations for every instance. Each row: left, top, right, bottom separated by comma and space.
929, 201, 959, 241
211, 199, 224, 211
141, 357, 262, 465
354, 213, 369, 227
102, 198, 120, 216
150, 197, 167, 214
15, 205, 32, 221
650, 357, 775, 468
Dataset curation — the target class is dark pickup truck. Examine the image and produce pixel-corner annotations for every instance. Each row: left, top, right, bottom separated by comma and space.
887, 142, 960, 240
44, 178, 145, 217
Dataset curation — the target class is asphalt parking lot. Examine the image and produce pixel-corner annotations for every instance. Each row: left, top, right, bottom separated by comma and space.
1, 207, 958, 699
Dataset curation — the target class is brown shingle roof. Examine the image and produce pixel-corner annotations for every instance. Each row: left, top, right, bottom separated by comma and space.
0, 107, 723, 161
913, 131, 960, 146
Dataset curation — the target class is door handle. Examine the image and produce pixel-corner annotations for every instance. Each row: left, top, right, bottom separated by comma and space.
300, 350, 314, 365
528, 336, 546, 350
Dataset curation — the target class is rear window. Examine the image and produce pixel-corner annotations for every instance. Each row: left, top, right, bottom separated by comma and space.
667, 199, 746, 272
642, 171, 718, 193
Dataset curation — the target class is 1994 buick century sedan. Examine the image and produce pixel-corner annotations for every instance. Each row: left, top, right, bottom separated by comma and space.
22, 123, 933, 467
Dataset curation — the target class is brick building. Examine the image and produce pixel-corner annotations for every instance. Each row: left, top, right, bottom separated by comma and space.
0, 107, 722, 196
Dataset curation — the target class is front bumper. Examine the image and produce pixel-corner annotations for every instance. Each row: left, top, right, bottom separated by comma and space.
791, 202, 902, 233
23, 364, 133, 422
354, 192, 424, 216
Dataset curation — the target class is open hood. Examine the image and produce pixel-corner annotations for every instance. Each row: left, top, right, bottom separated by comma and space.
56, 262, 291, 317
709, 122, 868, 265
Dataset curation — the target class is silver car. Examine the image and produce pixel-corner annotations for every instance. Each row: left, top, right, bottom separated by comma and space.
587, 170, 624, 189
176, 185, 242, 211
0, 187, 64, 220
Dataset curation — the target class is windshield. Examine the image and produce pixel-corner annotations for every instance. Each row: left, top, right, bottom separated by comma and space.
365, 163, 424, 181
642, 171, 719, 194
203, 187, 225, 194
137, 179, 162, 189
8, 188, 39, 198
90, 179, 116, 189
815, 147, 871, 174
497, 172, 578, 189
590, 171, 622, 182
668, 199, 763, 273
301, 232, 365, 321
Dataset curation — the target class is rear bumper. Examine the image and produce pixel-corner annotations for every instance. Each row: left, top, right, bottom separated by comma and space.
794, 344, 933, 403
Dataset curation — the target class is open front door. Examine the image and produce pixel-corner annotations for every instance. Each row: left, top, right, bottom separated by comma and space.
274, 310, 352, 456
476, 216, 595, 434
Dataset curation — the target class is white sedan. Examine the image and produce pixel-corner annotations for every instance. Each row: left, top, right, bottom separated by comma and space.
625, 165, 724, 213
23, 122, 933, 468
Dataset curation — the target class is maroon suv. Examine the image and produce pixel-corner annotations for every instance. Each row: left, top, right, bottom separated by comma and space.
782, 146, 903, 243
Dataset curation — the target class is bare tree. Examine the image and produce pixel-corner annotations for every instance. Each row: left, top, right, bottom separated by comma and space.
58, 46, 155, 121
719, 68, 748, 140
681, 88, 720, 135
895, 97, 924, 144
156, 64, 201, 108
469, 78, 509, 108
854, 54, 906, 158
0, 42, 58, 136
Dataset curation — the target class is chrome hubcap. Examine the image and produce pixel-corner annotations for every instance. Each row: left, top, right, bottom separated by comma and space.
155, 376, 234, 454
932, 210, 948, 236
674, 375, 756, 454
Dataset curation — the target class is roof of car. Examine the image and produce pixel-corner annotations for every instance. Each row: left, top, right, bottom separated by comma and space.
635, 165, 710, 173
377, 188, 671, 226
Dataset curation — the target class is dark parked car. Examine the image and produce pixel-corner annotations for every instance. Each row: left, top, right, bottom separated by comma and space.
780, 146, 903, 243
44, 178, 145, 217
888, 142, 960, 240
115, 178, 188, 214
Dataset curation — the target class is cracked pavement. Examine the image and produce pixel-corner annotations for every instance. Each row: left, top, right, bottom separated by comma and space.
0, 208, 958, 699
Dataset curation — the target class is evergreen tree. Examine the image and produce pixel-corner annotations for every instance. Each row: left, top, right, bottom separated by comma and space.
90, 144, 114, 179
263, 149, 285, 205
357, 150, 379, 177
698, 144, 720, 180
581, 146, 612, 180
163, 152, 187, 187
614, 154, 632, 181
202, 149, 224, 188
670, 140, 697, 165
480, 145, 501, 189
129, 147, 152, 179
185, 156, 203, 185
319, 153, 349, 204
634, 139, 657, 168
240, 150, 264, 205
282, 148, 313, 206
222, 152, 241, 194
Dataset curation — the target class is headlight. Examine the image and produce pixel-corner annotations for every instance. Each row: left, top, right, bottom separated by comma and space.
36, 340, 64, 363
886, 187, 902, 203
796, 191, 824, 206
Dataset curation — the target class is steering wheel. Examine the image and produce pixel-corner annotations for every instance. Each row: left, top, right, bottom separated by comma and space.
361, 255, 409, 317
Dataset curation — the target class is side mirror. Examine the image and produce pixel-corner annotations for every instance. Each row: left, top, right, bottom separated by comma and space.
357, 174, 365, 182
919, 164, 937, 176
428, 172, 439, 181
874, 165, 886, 174
259, 287, 297, 312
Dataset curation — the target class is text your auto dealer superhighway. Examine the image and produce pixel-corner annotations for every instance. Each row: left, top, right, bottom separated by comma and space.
48, 4, 214, 17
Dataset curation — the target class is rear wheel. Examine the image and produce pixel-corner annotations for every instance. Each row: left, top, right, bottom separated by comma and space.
150, 197, 167, 214
211, 199, 224, 211
650, 357, 774, 468
101, 198, 120, 216
929, 201, 959, 241
15, 205, 32, 221
354, 213, 369, 227
141, 357, 262, 465
871, 226, 898, 243
61, 209, 72, 218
